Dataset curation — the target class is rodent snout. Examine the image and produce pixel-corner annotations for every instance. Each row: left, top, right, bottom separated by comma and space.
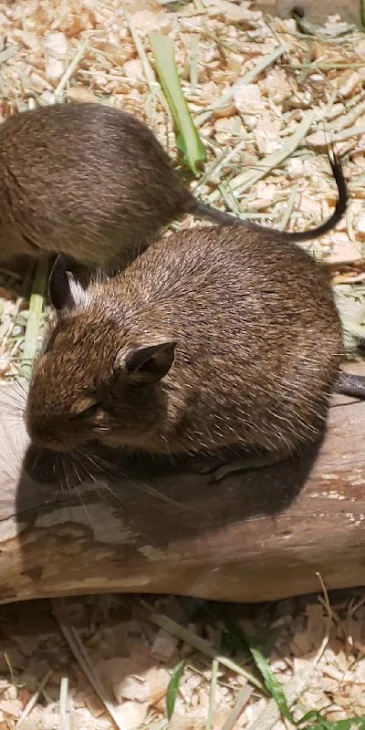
36, 437, 71, 453
25, 414, 76, 454
27, 429, 71, 454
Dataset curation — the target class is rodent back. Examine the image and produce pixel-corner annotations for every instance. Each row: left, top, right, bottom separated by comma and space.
0, 103, 348, 272
0, 103, 195, 269
26, 226, 343, 457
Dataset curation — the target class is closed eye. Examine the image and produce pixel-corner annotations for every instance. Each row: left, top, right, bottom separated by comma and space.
72, 402, 101, 420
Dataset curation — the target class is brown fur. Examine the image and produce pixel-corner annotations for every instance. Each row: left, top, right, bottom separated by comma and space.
25, 226, 343, 460
0, 102, 195, 271
0, 103, 347, 274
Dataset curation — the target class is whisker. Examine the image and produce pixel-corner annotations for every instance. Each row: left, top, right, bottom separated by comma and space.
79, 452, 125, 507
0, 393, 25, 413
29, 448, 42, 475
57, 453, 69, 498
79, 448, 199, 513
71, 452, 112, 510
55, 453, 96, 529
14, 378, 29, 397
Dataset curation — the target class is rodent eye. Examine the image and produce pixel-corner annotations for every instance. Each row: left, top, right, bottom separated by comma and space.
73, 402, 101, 420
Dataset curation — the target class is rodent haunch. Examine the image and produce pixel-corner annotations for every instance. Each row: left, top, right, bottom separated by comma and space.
0, 102, 347, 272
25, 224, 364, 476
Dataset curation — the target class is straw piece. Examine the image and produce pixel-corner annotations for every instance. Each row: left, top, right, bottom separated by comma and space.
222, 685, 254, 730
205, 657, 219, 730
54, 42, 87, 101
53, 600, 127, 730
15, 670, 53, 729
127, 20, 169, 112
145, 610, 264, 691
279, 183, 299, 231
59, 677, 71, 730
19, 256, 49, 380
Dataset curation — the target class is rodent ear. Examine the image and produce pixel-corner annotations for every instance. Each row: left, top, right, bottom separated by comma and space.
48, 255, 85, 312
120, 341, 177, 383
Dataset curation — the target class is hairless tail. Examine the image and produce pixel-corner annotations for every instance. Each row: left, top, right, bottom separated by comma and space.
195, 149, 348, 243
335, 372, 365, 399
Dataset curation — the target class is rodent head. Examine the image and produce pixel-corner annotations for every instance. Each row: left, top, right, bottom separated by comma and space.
25, 256, 177, 454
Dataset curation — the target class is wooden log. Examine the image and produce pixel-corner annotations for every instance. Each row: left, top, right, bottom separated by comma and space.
1, 367, 365, 606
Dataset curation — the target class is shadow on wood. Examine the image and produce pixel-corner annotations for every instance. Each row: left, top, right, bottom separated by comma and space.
0, 368, 364, 605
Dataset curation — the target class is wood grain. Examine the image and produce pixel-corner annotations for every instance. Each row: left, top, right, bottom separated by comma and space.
1, 367, 365, 605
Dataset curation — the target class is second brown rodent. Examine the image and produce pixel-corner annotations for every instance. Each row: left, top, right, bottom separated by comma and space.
25, 224, 361, 473
0, 102, 347, 272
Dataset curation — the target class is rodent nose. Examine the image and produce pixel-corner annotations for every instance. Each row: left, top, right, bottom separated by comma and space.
42, 439, 70, 453
27, 425, 70, 453
25, 411, 71, 453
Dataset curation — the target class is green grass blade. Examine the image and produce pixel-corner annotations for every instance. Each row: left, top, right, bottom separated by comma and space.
230, 624, 294, 723
166, 659, 185, 721
149, 31, 206, 174
248, 644, 293, 722
299, 709, 332, 727
303, 720, 365, 730
360, 0, 365, 28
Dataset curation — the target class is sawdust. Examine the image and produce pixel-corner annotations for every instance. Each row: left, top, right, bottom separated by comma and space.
0, 592, 363, 729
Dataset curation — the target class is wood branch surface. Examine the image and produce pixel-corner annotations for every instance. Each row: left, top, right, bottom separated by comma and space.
1, 365, 365, 606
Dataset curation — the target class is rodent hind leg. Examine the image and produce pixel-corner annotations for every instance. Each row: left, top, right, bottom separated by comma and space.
189, 448, 290, 482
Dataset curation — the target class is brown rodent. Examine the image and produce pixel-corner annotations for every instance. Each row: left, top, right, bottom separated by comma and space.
0, 102, 347, 272
25, 225, 364, 472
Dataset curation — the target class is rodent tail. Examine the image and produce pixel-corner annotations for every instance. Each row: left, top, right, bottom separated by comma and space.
194, 148, 348, 242
335, 372, 365, 398
194, 203, 246, 227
